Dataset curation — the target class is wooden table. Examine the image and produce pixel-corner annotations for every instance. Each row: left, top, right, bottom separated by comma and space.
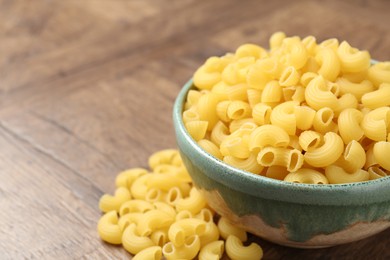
0, 0, 389, 259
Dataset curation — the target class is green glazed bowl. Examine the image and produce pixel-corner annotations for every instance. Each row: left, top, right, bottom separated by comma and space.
173, 79, 390, 248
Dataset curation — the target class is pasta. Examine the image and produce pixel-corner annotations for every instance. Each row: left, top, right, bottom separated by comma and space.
162, 235, 201, 260
226, 235, 263, 260
199, 240, 224, 260
325, 165, 369, 184
115, 168, 148, 188
184, 33, 390, 185
185, 120, 208, 141
284, 168, 329, 184
97, 211, 122, 244
337, 41, 370, 73
218, 217, 247, 242
132, 246, 162, 260
361, 107, 390, 141
304, 132, 344, 168
361, 83, 390, 109
97, 150, 265, 259
168, 218, 206, 247
122, 223, 155, 255
373, 141, 390, 171
175, 187, 207, 214
99, 187, 132, 213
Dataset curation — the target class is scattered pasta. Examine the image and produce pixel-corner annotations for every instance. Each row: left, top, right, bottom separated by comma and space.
184, 32, 390, 184
97, 149, 263, 259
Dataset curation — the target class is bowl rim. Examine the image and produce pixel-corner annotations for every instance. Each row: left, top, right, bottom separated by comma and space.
173, 78, 390, 205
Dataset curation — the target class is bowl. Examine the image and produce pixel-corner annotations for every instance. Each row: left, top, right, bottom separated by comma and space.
173, 79, 390, 248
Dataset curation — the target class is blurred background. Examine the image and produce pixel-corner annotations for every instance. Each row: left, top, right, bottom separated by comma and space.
0, 0, 389, 259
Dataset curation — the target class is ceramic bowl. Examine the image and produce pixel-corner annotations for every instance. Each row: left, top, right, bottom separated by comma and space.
173, 79, 390, 248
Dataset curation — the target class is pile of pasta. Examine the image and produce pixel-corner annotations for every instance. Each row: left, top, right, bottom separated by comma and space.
184, 32, 390, 184
97, 149, 263, 260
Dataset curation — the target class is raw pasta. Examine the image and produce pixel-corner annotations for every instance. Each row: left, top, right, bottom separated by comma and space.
184, 32, 390, 185
97, 149, 264, 259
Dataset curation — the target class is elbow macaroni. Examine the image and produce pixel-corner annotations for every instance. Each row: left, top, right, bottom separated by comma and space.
184, 32, 390, 185
98, 150, 265, 259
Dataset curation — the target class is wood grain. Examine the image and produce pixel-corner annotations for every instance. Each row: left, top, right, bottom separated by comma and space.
0, 0, 389, 259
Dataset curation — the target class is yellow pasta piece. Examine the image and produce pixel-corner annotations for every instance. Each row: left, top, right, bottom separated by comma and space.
148, 149, 180, 169
150, 228, 169, 248
198, 139, 223, 160
335, 140, 366, 173
183, 107, 200, 124
236, 44, 268, 59
130, 174, 151, 200
302, 35, 317, 55
175, 187, 207, 215
153, 201, 176, 218
373, 141, 390, 171
216, 100, 231, 123
361, 83, 390, 109
334, 93, 358, 116
300, 72, 318, 87
136, 209, 174, 236
368, 61, 390, 87
249, 125, 290, 151
325, 165, 369, 184
313, 107, 337, 134
257, 147, 304, 172
115, 168, 148, 188
304, 132, 344, 167
247, 63, 272, 90
229, 118, 256, 133
118, 212, 143, 231
223, 153, 264, 174
279, 66, 300, 87
315, 48, 340, 81
270, 101, 299, 135
299, 130, 323, 152
336, 78, 374, 101
318, 38, 339, 52
197, 93, 220, 131
199, 240, 224, 260
97, 211, 122, 244
175, 210, 193, 221
122, 223, 155, 255
163, 235, 201, 260
193, 64, 221, 90
185, 120, 208, 141
284, 168, 329, 184
305, 75, 338, 111
368, 166, 388, 180
270, 31, 286, 50
282, 38, 308, 70
119, 200, 154, 216
337, 41, 370, 73
226, 235, 263, 260
99, 187, 132, 213
361, 107, 390, 141
186, 89, 203, 106
255, 57, 282, 78
252, 103, 272, 126
338, 108, 364, 144
145, 188, 166, 203
261, 80, 282, 103
199, 222, 220, 247
218, 217, 247, 242
294, 106, 316, 130
168, 218, 206, 247
220, 136, 250, 159
132, 246, 162, 260
210, 121, 230, 146
227, 83, 248, 101
227, 101, 252, 120
247, 88, 262, 108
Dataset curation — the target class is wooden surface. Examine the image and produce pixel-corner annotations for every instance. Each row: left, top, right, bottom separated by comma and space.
0, 0, 389, 259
